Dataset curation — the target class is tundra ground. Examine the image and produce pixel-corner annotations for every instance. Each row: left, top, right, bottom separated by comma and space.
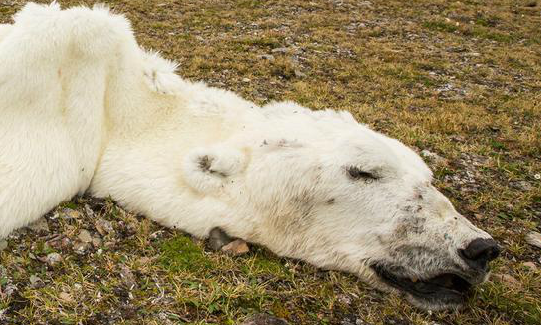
0, 0, 540, 324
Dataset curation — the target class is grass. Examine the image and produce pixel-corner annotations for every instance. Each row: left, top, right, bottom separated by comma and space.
1, 0, 540, 324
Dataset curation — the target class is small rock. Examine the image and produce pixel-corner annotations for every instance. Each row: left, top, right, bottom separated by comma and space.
78, 229, 93, 243
257, 54, 275, 61
221, 239, 250, 255
61, 237, 71, 248
337, 294, 352, 305
59, 292, 74, 303
510, 181, 533, 191
137, 256, 151, 265
92, 237, 102, 247
120, 265, 137, 290
525, 231, 541, 249
473, 213, 484, 220
294, 69, 306, 78
522, 262, 537, 271
420, 149, 447, 165
242, 78, 251, 83
84, 204, 95, 218
359, 1, 373, 7
61, 208, 81, 220
271, 47, 289, 54
29, 275, 43, 288
27, 217, 49, 233
450, 135, 466, 142
95, 219, 114, 236
241, 313, 289, 325
0, 240, 7, 251
45, 253, 63, 266
492, 273, 520, 286
73, 241, 91, 254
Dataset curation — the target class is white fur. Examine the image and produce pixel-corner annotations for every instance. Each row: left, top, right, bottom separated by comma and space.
0, 3, 495, 310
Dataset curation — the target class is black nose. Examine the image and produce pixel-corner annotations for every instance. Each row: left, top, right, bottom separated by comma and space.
459, 238, 501, 271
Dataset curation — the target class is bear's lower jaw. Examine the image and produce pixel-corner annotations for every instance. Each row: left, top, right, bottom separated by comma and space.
371, 264, 474, 310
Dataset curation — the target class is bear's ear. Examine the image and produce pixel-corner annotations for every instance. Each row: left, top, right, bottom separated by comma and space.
181, 146, 247, 194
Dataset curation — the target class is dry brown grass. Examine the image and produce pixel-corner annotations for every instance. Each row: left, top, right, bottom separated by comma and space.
0, 0, 540, 324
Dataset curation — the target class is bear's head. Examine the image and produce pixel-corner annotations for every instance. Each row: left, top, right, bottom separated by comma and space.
181, 101, 500, 310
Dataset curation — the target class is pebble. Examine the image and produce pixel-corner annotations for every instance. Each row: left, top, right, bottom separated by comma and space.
27, 217, 49, 233
271, 47, 289, 54
78, 229, 93, 243
73, 241, 91, 254
29, 274, 43, 288
120, 265, 137, 290
294, 69, 306, 78
137, 256, 151, 265
59, 292, 74, 303
45, 252, 63, 266
241, 313, 289, 325
510, 181, 533, 191
92, 237, 102, 247
221, 239, 250, 255
526, 231, 541, 249
84, 204, 95, 218
61, 208, 81, 220
0, 239, 7, 251
95, 219, 114, 236
522, 262, 537, 270
420, 149, 447, 165
257, 54, 275, 61
492, 273, 520, 287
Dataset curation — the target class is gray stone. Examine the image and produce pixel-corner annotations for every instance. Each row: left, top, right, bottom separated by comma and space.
241, 313, 288, 325
29, 274, 43, 288
420, 149, 447, 165
271, 47, 289, 54
45, 253, 63, 266
84, 204, 95, 218
73, 242, 91, 254
78, 229, 93, 243
510, 181, 533, 191
257, 54, 275, 61
294, 69, 306, 78
95, 219, 114, 236
61, 208, 81, 220
525, 231, 541, 249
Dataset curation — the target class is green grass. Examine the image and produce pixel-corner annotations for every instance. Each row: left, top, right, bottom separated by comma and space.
160, 236, 213, 273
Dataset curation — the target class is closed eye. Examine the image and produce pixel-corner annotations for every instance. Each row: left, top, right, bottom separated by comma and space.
346, 166, 380, 181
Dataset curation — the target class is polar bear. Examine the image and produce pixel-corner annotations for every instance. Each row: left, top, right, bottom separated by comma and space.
0, 3, 500, 310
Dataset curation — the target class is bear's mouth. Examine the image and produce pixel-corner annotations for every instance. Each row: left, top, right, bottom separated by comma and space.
371, 264, 472, 306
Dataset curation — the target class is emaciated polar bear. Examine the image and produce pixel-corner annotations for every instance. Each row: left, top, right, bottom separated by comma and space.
0, 3, 500, 310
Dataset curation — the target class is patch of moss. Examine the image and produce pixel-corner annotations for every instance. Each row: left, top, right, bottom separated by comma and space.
423, 21, 458, 33
159, 235, 212, 273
